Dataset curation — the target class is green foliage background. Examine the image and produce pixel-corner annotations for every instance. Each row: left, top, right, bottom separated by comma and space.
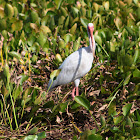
0, 0, 140, 139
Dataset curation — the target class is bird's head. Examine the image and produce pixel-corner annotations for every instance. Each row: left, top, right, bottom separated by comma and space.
87, 23, 94, 36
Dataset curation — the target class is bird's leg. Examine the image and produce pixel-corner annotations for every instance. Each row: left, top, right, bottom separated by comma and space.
76, 87, 79, 96
71, 87, 76, 100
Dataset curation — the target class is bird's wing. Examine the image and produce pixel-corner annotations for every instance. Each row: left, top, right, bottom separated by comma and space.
48, 47, 93, 89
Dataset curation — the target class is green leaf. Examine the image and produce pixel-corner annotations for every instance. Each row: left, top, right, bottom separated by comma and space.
40, 25, 51, 34
30, 10, 39, 23
126, 116, 133, 128
94, 35, 102, 46
108, 102, 116, 116
80, 18, 89, 28
133, 69, 140, 78
50, 69, 61, 80
100, 115, 106, 127
54, 0, 62, 9
55, 54, 62, 63
124, 73, 132, 86
133, 48, 139, 64
3, 64, 10, 83
114, 16, 122, 30
12, 20, 23, 31
0, 19, 7, 30
20, 75, 29, 86
63, 33, 72, 44
74, 96, 90, 110
87, 134, 102, 140
4, 4, 14, 18
64, 16, 69, 28
70, 23, 77, 34
113, 115, 123, 125
37, 32, 47, 47
125, 26, 134, 35
122, 103, 132, 117
8, 51, 21, 60
37, 131, 46, 140
60, 103, 67, 113
24, 135, 38, 140
27, 127, 38, 135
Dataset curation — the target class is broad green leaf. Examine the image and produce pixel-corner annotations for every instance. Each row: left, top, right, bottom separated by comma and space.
50, 69, 61, 80
37, 131, 46, 140
63, 33, 72, 44
71, 7, 79, 17
93, 2, 100, 13
55, 54, 62, 62
133, 48, 139, 64
60, 103, 67, 113
54, 0, 62, 9
80, 18, 89, 28
100, 115, 106, 127
73, 37, 81, 51
87, 134, 102, 140
34, 94, 42, 105
30, 10, 39, 23
133, 69, 140, 78
64, 16, 69, 28
13, 86, 21, 101
40, 25, 51, 34
12, 20, 23, 31
37, 32, 47, 47
27, 35, 36, 47
0, 19, 7, 30
74, 96, 90, 110
8, 51, 21, 60
43, 100, 54, 109
136, 109, 140, 122
0, 7, 4, 18
123, 73, 132, 86
114, 17, 122, 30
24, 135, 38, 140
30, 23, 39, 32
103, 1, 109, 10
108, 102, 116, 116
94, 35, 102, 46
71, 102, 81, 109
125, 26, 134, 35
126, 116, 133, 128
13, 6, 18, 17
2, 30, 8, 39
113, 115, 123, 125
122, 103, 132, 117
58, 16, 65, 25
58, 38, 65, 48
3, 63, 10, 83
4, 4, 14, 18
27, 127, 38, 135
70, 23, 77, 34
80, 7, 86, 17
60, 7, 68, 17
20, 75, 29, 85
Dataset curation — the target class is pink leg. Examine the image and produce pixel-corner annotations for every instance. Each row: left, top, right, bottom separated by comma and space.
71, 87, 75, 100
76, 87, 79, 96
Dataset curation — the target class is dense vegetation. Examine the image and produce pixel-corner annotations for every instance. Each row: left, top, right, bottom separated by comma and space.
0, 0, 140, 139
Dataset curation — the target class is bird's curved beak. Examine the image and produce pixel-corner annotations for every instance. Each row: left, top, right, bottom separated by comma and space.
88, 26, 94, 47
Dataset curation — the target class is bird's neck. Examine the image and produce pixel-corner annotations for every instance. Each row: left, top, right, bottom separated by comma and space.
89, 35, 96, 57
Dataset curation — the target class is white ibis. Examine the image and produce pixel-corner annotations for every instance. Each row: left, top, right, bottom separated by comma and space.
48, 23, 96, 100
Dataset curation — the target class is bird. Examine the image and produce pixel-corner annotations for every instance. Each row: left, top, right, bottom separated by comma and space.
48, 23, 96, 100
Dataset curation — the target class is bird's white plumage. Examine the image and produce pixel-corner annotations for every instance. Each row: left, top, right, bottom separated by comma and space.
48, 23, 96, 97
48, 46, 94, 89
